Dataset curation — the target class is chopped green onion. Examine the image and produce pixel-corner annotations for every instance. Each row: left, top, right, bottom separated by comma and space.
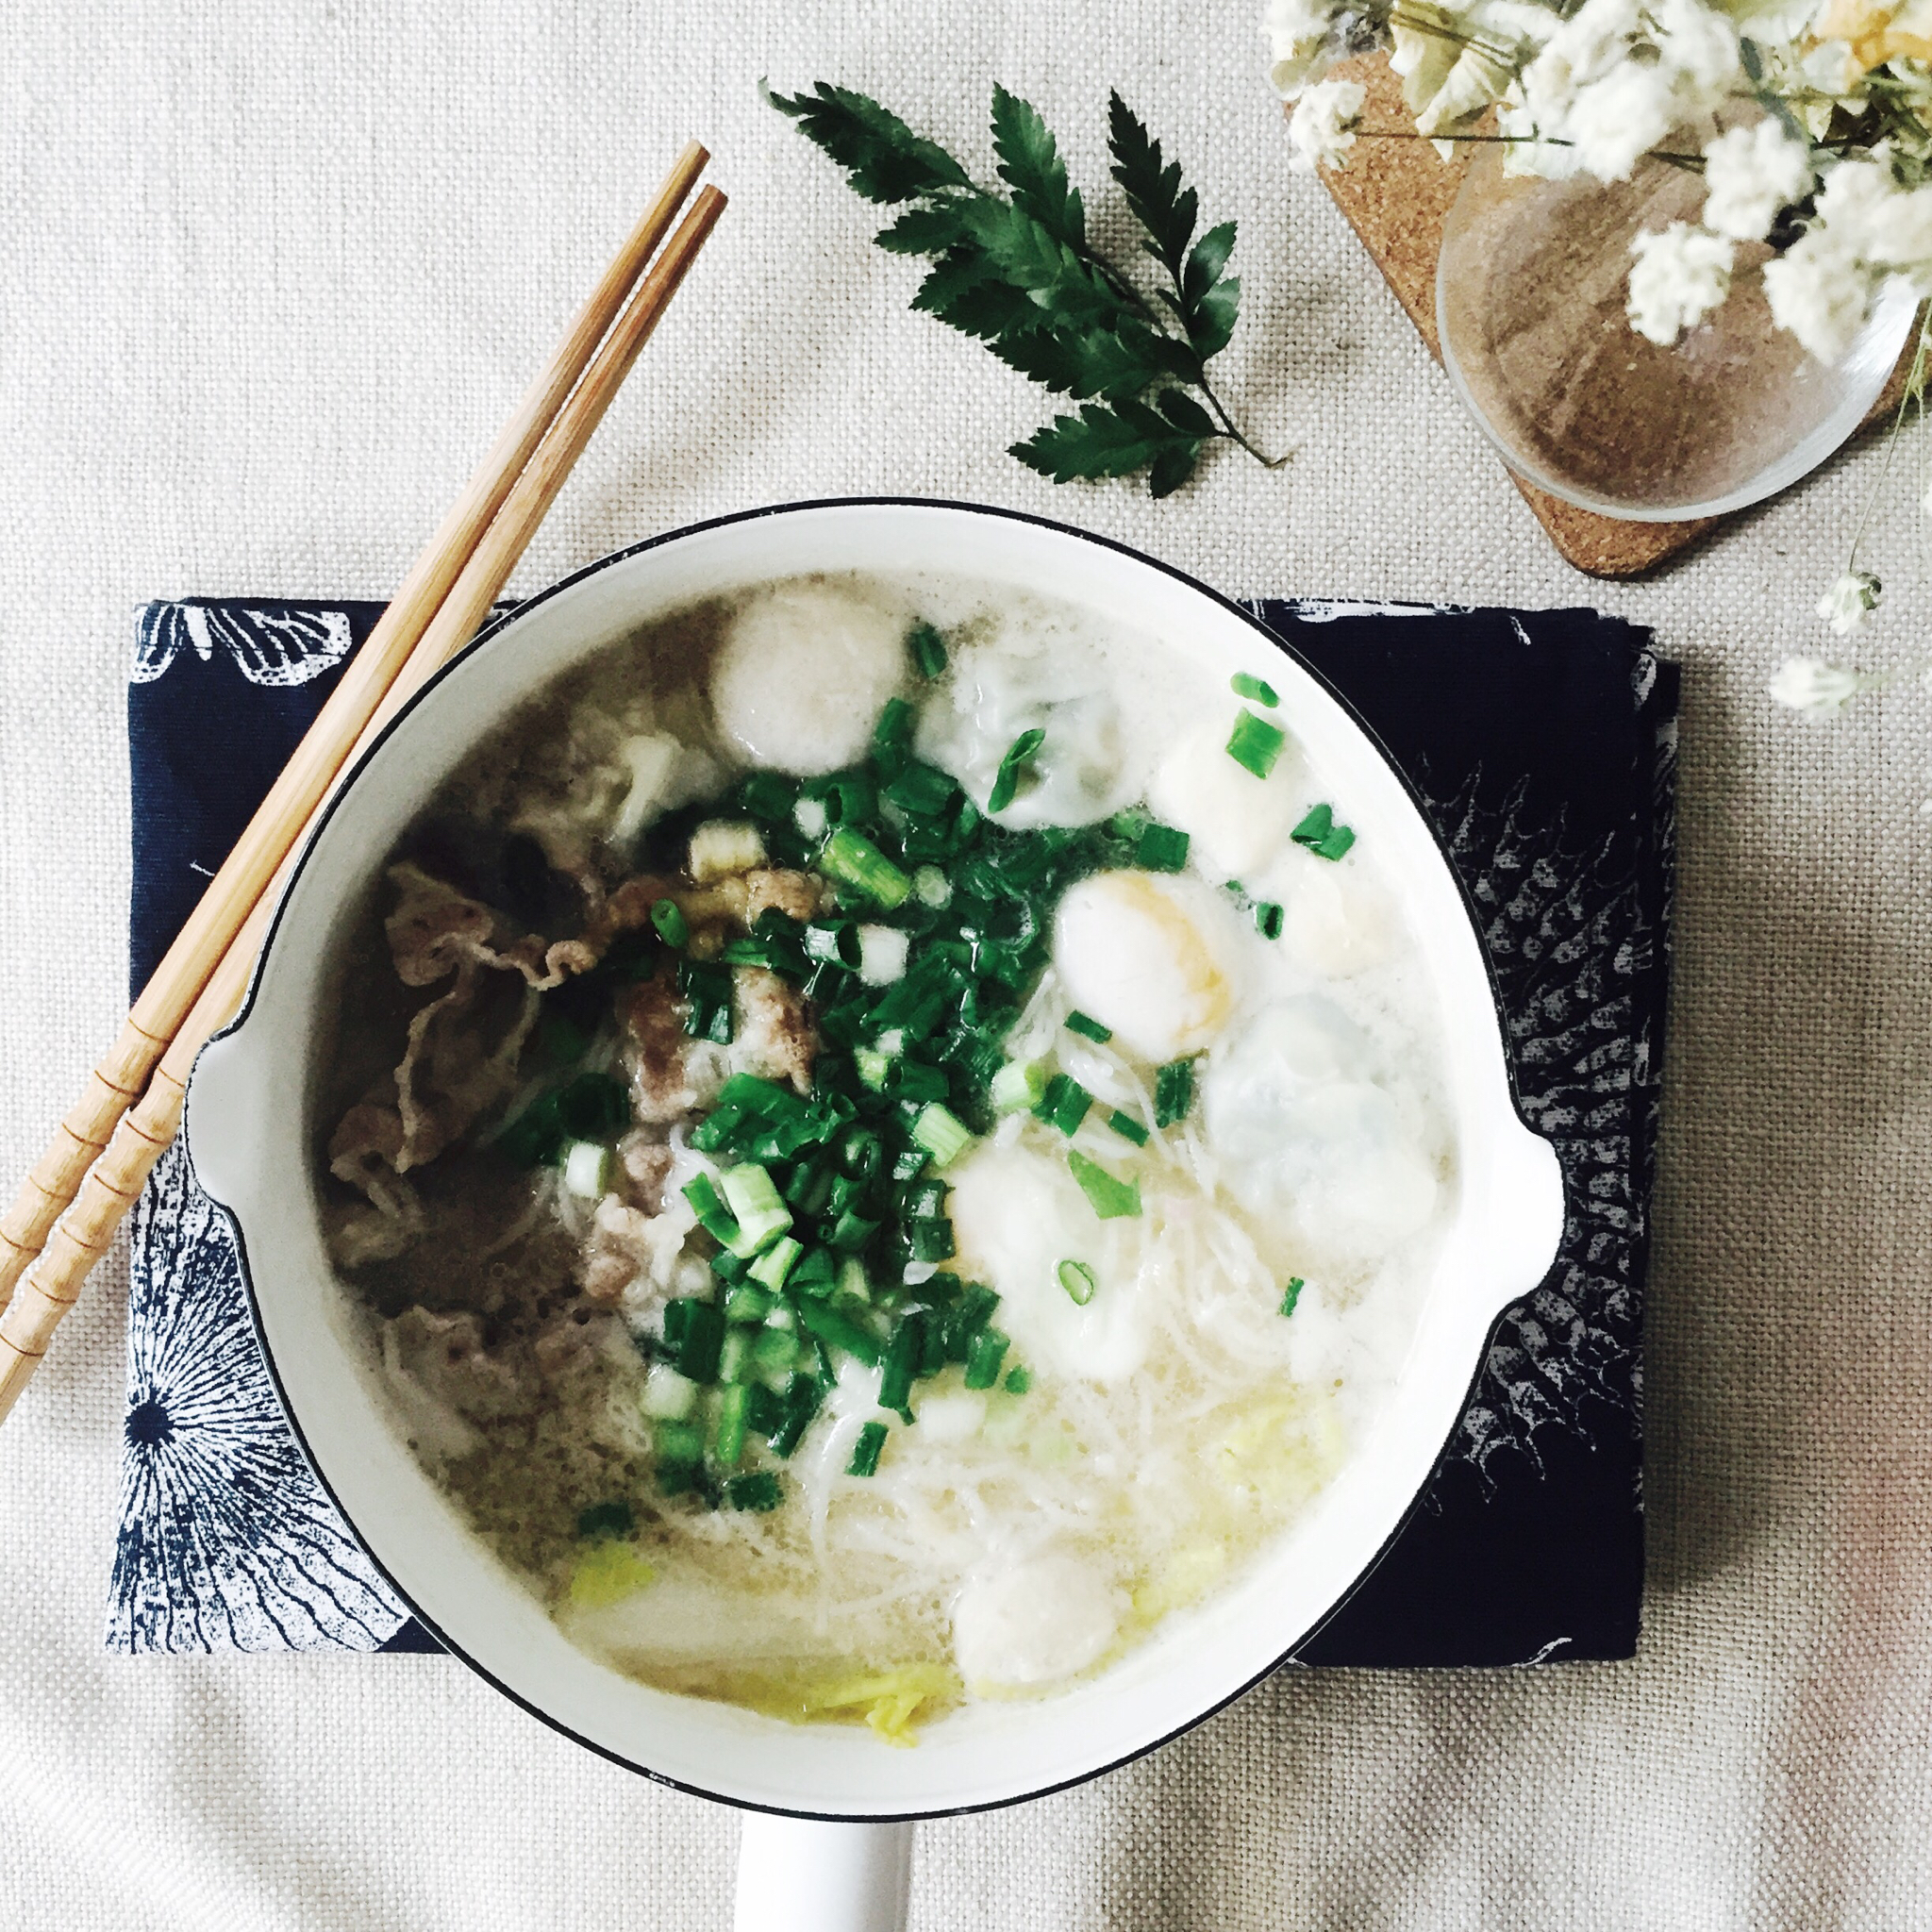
1291, 803, 1357, 861
1068, 1151, 1141, 1220
725, 1471, 784, 1512
725, 1282, 774, 1324
903, 1177, 947, 1220
676, 959, 735, 1043
911, 1102, 974, 1169
796, 1298, 882, 1367
837, 1256, 869, 1301
912, 864, 951, 908
841, 1128, 883, 1180
720, 1163, 791, 1257
889, 1058, 948, 1104
641, 1362, 698, 1421
718, 1328, 753, 1385
751, 1324, 798, 1374
738, 770, 797, 824
1279, 1275, 1305, 1319
908, 621, 948, 679
714, 1384, 749, 1468
561, 1140, 609, 1198
791, 1246, 837, 1294
1226, 709, 1287, 779
1035, 1074, 1092, 1138
1107, 1109, 1148, 1146
1154, 1058, 1195, 1129
847, 1421, 889, 1477
873, 697, 916, 760
987, 727, 1045, 814
682, 1174, 742, 1247
743, 1382, 785, 1437
909, 1216, 955, 1262
884, 761, 959, 817
819, 826, 911, 908
1135, 821, 1190, 873
748, 1235, 803, 1292
1004, 1366, 1031, 1394
854, 1044, 891, 1090
650, 897, 689, 947
827, 1208, 878, 1252
716, 1073, 808, 1120
690, 1102, 749, 1154
1065, 1010, 1112, 1044
1057, 1258, 1097, 1306
767, 1374, 825, 1457
962, 1326, 1011, 1391
941, 1284, 1000, 1362
537, 1008, 589, 1069
1255, 900, 1285, 941
878, 1314, 926, 1415
1231, 672, 1279, 707
653, 1419, 705, 1466
991, 1058, 1047, 1114
575, 1500, 634, 1540
554, 1074, 628, 1143
671, 1299, 725, 1382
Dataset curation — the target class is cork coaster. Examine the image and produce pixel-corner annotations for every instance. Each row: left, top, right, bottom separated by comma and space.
1316, 53, 1909, 580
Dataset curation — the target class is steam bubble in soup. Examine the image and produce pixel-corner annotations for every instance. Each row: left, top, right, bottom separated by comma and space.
314, 571, 1455, 1744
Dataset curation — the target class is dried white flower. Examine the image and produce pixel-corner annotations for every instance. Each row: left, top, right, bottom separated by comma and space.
1627, 223, 1734, 343
1801, 38, 1863, 100
1564, 63, 1690, 180
1263, 0, 1354, 96
1827, 169, 1932, 274
1767, 658, 1868, 712
1763, 229, 1875, 363
1504, 0, 1741, 182
1288, 77, 1367, 171
1816, 570, 1882, 635
1701, 121, 1815, 242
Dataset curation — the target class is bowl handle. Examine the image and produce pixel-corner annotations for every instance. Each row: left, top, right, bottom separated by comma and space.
1488, 1122, 1568, 1307
181, 1021, 266, 1212
734, 1818, 913, 1932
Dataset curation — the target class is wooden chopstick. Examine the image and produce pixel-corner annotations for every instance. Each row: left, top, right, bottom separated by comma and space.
0, 142, 708, 1320
0, 173, 726, 1424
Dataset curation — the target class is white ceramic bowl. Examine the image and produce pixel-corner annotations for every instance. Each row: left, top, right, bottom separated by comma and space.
185, 499, 1565, 1824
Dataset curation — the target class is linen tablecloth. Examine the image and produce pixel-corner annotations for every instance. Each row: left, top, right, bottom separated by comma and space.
2, 1, 1926, 1925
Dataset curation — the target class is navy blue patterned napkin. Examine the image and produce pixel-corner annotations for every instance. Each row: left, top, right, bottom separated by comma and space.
109, 594, 1674, 1662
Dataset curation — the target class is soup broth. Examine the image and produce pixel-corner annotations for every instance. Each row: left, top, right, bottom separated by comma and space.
314, 573, 1455, 1740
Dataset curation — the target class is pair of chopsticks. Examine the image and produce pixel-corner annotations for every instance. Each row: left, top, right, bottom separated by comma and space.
0, 144, 726, 1425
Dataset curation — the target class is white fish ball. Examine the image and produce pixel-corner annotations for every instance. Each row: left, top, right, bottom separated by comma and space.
710, 583, 907, 775
952, 1551, 1121, 1688
1150, 716, 1304, 880
1052, 872, 1241, 1063
947, 1145, 1151, 1384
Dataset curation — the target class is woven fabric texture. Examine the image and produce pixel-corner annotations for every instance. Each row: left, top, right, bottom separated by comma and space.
1, 0, 1926, 1926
